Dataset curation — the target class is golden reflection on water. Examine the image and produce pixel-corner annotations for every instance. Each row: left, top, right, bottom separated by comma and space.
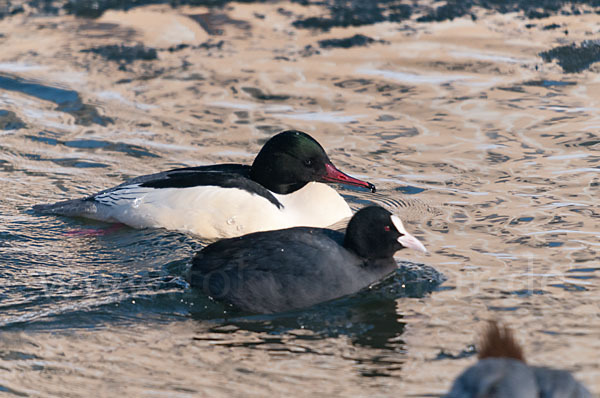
0, 2, 598, 396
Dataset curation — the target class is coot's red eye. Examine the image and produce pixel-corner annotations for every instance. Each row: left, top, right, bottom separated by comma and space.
384, 226, 391, 232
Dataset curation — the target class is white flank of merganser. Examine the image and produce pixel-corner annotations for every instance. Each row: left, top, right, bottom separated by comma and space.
87, 182, 351, 239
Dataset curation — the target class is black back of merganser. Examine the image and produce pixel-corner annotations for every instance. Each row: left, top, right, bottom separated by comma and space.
33, 130, 375, 239
190, 206, 427, 314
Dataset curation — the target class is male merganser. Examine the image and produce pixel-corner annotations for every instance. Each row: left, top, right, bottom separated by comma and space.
446, 321, 591, 397
33, 130, 375, 238
190, 206, 427, 314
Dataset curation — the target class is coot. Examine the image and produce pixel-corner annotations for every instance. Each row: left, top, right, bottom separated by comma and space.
190, 206, 427, 313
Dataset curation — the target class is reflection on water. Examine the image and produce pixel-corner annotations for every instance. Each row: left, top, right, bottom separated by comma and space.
0, 73, 113, 126
1, 1, 599, 396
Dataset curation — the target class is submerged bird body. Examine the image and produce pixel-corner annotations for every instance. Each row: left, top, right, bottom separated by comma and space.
34, 131, 375, 238
191, 206, 427, 313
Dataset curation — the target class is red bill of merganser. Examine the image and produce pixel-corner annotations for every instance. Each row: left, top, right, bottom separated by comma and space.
446, 321, 591, 398
190, 206, 427, 314
33, 130, 375, 239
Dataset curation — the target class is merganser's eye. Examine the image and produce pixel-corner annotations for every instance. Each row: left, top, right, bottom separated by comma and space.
304, 159, 313, 167
384, 225, 391, 232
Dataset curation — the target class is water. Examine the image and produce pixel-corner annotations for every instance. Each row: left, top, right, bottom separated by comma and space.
1, 2, 599, 396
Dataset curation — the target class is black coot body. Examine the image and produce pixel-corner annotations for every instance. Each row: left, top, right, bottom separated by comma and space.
190, 206, 427, 314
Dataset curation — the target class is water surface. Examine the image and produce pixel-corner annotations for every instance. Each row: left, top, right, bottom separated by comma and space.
0, 2, 599, 396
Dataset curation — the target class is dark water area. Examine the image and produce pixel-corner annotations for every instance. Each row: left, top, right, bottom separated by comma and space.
0, 109, 26, 130
318, 34, 386, 49
5, 0, 600, 23
540, 40, 600, 72
0, 0, 599, 396
81, 44, 158, 64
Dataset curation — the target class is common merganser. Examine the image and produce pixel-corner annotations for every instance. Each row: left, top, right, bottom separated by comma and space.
190, 206, 427, 314
33, 130, 375, 238
447, 321, 591, 398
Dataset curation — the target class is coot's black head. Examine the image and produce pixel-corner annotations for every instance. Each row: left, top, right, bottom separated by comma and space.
344, 206, 427, 260
250, 130, 376, 195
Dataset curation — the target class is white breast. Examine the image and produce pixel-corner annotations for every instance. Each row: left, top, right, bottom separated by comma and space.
95, 182, 352, 239
274, 182, 352, 229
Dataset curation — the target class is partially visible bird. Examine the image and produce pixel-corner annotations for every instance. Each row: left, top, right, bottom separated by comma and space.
446, 321, 591, 398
